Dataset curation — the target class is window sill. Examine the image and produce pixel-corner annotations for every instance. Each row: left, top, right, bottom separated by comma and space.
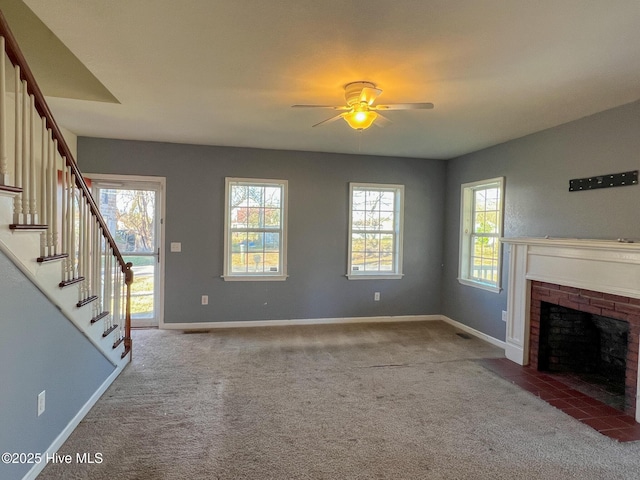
347, 273, 404, 280
457, 277, 501, 293
222, 275, 288, 282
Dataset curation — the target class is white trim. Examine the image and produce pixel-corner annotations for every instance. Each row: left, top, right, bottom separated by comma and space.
87, 173, 167, 328
346, 273, 404, 280
161, 314, 441, 330
221, 274, 288, 282
439, 315, 507, 349
459, 176, 504, 292
347, 182, 404, 279
457, 277, 502, 293
159, 313, 506, 350
502, 237, 640, 422
22, 362, 128, 480
223, 177, 288, 280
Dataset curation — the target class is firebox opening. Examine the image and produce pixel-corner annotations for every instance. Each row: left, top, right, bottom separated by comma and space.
538, 302, 628, 410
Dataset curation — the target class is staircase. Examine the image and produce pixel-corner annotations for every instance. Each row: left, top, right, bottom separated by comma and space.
0, 12, 132, 368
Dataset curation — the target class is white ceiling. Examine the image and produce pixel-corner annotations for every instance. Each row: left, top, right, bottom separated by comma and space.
14, 0, 640, 159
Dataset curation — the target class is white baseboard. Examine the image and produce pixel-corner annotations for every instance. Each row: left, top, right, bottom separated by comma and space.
439, 315, 506, 349
23, 361, 129, 480
160, 314, 506, 350
160, 314, 442, 330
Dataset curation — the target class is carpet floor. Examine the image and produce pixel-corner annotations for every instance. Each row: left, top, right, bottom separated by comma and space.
39, 321, 640, 479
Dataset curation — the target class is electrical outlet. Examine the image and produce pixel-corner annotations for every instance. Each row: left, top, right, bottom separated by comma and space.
502, 310, 507, 322
201, 295, 208, 305
374, 292, 380, 301
37, 390, 46, 416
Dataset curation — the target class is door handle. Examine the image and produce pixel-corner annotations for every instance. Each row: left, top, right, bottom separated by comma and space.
156, 247, 160, 264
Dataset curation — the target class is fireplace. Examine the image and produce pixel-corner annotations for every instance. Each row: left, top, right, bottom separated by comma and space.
502, 237, 640, 422
529, 282, 635, 414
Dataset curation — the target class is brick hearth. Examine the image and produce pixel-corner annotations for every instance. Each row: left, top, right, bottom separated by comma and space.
529, 281, 640, 417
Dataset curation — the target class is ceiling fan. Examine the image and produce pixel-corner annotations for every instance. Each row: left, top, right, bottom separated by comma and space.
292, 81, 434, 130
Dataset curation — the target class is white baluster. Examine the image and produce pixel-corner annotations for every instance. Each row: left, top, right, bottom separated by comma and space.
50, 138, 58, 255
95, 224, 102, 316
79, 196, 86, 300
21, 80, 28, 222
13, 66, 22, 223
38, 118, 47, 257
29, 93, 36, 224
114, 266, 121, 328
40, 118, 46, 224
64, 164, 71, 281
0, 37, 6, 185
70, 172, 76, 280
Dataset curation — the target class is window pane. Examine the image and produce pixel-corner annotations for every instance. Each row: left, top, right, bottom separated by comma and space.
351, 233, 365, 271
265, 232, 280, 251
352, 210, 366, 229
264, 208, 280, 228
353, 189, 366, 210
380, 211, 394, 231
264, 187, 281, 207
475, 190, 486, 212
365, 190, 383, 210
264, 252, 279, 273
380, 191, 395, 211
231, 185, 248, 207
364, 233, 381, 271
380, 251, 393, 271
247, 207, 262, 228
248, 185, 263, 205
366, 211, 378, 230
247, 232, 263, 252
231, 207, 247, 228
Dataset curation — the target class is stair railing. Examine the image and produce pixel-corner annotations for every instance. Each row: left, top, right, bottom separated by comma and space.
0, 11, 132, 359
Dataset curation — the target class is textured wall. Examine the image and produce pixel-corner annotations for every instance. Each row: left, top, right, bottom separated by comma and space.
442, 100, 640, 340
0, 251, 115, 480
78, 140, 446, 324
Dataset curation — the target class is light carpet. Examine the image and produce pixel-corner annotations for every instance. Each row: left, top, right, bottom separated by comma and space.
39, 321, 640, 479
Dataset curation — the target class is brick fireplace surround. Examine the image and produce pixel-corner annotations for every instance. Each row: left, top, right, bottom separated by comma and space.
528, 281, 640, 417
502, 237, 640, 423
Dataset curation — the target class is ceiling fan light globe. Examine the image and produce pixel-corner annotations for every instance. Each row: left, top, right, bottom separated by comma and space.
343, 110, 378, 130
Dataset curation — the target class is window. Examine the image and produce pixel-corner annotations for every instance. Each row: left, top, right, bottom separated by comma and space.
223, 178, 287, 281
459, 177, 504, 292
348, 183, 404, 279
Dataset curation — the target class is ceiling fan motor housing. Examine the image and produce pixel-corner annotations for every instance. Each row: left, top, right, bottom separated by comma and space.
344, 81, 376, 105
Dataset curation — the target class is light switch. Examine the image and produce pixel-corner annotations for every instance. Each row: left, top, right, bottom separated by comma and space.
170, 242, 182, 252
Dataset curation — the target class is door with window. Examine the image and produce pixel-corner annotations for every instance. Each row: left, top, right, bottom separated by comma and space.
91, 174, 165, 327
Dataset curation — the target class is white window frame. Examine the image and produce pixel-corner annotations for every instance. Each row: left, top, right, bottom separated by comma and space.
222, 177, 288, 281
347, 182, 404, 280
458, 177, 504, 293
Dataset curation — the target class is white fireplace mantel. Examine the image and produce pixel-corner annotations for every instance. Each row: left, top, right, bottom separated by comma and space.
501, 237, 640, 421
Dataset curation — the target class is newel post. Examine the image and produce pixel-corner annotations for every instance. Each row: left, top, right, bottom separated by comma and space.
122, 261, 134, 359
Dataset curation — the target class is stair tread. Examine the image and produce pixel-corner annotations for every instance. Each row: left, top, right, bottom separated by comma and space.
0, 185, 23, 194
90, 311, 110, 324
10, 223, 48, 231
77, 295, 98, 308
37, 253, 68, 263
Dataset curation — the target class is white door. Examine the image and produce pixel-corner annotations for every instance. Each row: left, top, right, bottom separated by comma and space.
91, 174, 165, 327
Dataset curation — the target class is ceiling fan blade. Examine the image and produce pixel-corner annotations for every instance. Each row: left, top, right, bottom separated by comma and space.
312, 113, 346, 128
359, 87, 383, 105
373, 102, 434, 110
292, 104, 349, 110
373, 113, 392, 128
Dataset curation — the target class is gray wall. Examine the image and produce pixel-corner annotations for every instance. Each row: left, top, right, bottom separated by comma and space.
0, 251, 115, 480
78, 139, 446, 324
442, 100, 640, 340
